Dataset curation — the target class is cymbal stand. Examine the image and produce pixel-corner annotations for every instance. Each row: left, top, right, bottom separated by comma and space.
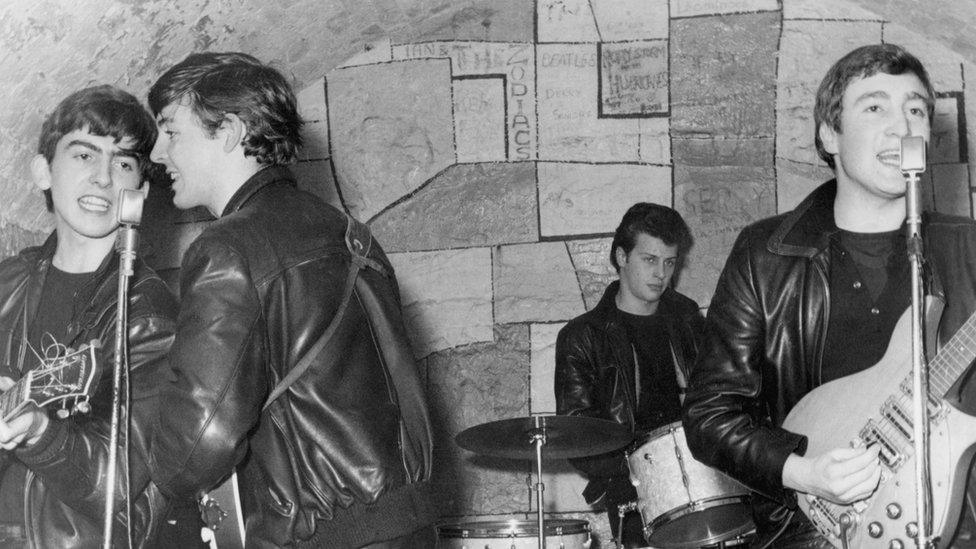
529, 415, 547, 549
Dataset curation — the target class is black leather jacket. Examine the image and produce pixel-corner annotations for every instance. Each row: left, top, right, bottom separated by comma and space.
0, 233, 178, 548
683, 181, 976, 538
150, 167, 435, 548
555, 281, 705, 503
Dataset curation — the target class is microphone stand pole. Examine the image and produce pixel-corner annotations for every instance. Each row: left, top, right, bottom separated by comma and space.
103, 190, 144, 549
902, 135, 933, 548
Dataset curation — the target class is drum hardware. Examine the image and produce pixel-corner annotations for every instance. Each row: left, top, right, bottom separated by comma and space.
616, 500, 639, 549
436, 519, 591, 549
455, 415, 630, 549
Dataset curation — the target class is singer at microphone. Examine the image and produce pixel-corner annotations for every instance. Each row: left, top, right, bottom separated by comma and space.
0, 86, 201, 548
683, 43, 976, 549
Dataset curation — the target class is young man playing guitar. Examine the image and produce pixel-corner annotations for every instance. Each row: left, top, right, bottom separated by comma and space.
0, 86, 202, 547
683, 44, 976, 548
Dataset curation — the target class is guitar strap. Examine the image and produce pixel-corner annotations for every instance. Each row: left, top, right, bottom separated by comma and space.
262, 213, 386, 411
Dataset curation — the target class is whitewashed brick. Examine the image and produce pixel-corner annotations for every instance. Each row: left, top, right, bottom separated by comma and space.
932, 96, 963, 165
671, 0, 778, 18
567, 239, 616, 310
783, 0, 881, 20
537, 0, 600, 42
327, 59, 455, 220
591, 0, 668, 41
394, 42, 537, 161
639, 117, 671, 165
335, 37, 393, 68
389, 248, 493, 357
538, 44, 640, 162
776, 158, 832, 213
494, 242, 586, 324
454, 77, 506, 162
530, 322, 565, 415
885, 24, 965, 92
539, 162, 672, 237
776, 20, 882, 166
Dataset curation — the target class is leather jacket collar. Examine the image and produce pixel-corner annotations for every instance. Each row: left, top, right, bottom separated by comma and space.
768, 180, 840, 259
220, 165, 297, 218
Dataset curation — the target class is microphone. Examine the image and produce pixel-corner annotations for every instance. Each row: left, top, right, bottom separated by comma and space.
901, 136, 926, 232
900, 135, 926, 174
116, 188, 145, 276
104, 187, 146, 549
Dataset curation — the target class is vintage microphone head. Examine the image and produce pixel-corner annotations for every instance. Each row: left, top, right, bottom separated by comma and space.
900, 135, 926, 174
901, 135, 926, 236
117, 188, 145, 226
116, 189, 145, 275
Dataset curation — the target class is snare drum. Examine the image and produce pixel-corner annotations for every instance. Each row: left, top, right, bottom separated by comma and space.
437, 519, 591, 548
627, 422, 753, 549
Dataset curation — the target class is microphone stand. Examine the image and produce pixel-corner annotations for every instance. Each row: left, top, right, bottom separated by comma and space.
902, 135, 933, 548
103, 190, 144, 549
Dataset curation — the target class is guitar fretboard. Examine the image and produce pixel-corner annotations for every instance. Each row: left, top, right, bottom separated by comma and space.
928, 310, 976, 398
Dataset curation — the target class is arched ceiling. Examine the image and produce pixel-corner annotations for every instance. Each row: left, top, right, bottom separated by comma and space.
849, 0, 976, 64
0, 0, 972, 243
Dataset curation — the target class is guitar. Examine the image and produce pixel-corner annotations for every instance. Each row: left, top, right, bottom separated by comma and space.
199, 471, 245, 549
783, 300, 976, 548
1, 340, 100, 422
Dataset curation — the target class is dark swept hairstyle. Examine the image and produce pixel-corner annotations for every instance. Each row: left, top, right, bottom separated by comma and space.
37, 85, 157, 210
148, 52, 303, 165
814, 43, 935, 169
610, 202, 693, 272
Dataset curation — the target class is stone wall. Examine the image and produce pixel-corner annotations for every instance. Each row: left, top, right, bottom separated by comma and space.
289, 0, 976, 545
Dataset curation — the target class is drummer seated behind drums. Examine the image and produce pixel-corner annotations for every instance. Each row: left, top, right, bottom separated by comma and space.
554, 203, 706, 548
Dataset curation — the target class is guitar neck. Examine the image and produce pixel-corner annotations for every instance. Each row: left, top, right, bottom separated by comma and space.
0, 375, 29, 423
926, 310, 976, 398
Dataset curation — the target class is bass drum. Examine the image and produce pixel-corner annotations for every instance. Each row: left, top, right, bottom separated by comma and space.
628, 422, 754, 549
437, 519, 591, 548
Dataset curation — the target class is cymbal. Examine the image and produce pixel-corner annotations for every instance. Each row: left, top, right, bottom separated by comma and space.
455, 415, 632, 460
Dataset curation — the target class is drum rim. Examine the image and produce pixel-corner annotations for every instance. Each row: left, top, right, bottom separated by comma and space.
643, 495, 754, 548
627, 420, 683, 454
437, 518, 589, 537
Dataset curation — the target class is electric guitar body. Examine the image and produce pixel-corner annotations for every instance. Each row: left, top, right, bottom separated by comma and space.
783, 300, 976, 548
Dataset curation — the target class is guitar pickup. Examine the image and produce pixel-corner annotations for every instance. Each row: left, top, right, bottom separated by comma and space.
897, 380, 945, 420
881, 397, 913, 443
859, 420, 906, 471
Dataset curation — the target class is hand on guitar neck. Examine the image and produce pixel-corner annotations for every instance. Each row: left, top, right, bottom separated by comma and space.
0, 341, 99, 450
783, 445, 882, 504
0, 376, 49, 449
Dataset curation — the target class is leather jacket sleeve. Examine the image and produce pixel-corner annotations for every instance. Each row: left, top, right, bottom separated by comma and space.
15, 281, 177, 540
554, 323, 630, 481
682, 228, 806, 505
150, 237, 270, 500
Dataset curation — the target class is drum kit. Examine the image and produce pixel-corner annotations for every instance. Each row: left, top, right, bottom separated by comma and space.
443, 415, 755, 549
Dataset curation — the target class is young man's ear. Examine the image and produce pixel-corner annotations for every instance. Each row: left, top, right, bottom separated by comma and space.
614, 246, 628, 268
818, 123, 839, 156
220, 114, 248, 154
30, 154, 52, 191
